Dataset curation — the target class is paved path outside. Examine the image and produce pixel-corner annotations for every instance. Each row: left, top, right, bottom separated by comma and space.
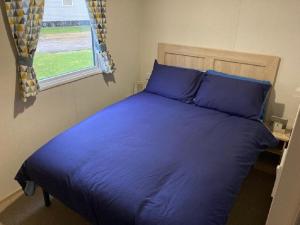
37, 32, 92, 53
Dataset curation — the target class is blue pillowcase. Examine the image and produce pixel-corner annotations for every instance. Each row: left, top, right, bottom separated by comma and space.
145, 61, 204, 103
206, 70, 271, 86
194, 70, 271, 120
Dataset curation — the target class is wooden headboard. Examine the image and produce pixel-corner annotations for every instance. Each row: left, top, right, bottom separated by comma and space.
158, 43, 280, 85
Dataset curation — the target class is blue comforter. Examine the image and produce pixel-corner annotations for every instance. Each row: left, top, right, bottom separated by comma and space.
16, 92, 277, 225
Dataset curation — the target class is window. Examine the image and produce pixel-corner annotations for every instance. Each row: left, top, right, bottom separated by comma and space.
35, 0, 97, 90
62, 0, 73, 7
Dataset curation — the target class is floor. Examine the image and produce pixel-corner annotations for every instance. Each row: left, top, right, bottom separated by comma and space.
227, 169, 275, 225
0, 189, 89, 225
0, 167, 275, 225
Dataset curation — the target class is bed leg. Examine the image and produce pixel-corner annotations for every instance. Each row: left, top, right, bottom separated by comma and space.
43, 190, 51, 207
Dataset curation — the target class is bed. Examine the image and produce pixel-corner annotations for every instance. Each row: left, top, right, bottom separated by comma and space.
16, 44, 281, 225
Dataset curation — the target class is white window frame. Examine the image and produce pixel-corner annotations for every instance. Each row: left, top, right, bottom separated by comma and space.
39, 66, 100, 91
37, 21, 100, 91
38, 42, 100, 91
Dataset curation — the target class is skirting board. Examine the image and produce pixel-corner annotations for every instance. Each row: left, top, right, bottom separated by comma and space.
0, 188, 23, 213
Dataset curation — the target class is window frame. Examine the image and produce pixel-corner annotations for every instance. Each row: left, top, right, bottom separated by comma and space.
37, 11, 100, 91
39, 66, 100, 91
38, 33, 99, 91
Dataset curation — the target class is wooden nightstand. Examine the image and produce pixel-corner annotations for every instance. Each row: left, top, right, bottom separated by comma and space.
270, 131, 292, 197
256, 129, 291, 174
267, 130, 291, 156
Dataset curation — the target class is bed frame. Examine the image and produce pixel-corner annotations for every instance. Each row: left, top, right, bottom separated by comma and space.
42, 44, 281, 208
158, 43, 280, 85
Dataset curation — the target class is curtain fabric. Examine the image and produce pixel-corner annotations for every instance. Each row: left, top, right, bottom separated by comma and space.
85, 0, 115, 74
5, 0, 44, 102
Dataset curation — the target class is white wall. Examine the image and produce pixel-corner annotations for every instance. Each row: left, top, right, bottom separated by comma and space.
266, 107, 300, 225
0, 0, 141, 201
139, 0, 300, 126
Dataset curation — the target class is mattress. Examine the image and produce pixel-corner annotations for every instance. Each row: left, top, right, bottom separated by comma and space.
16, 92, 277, 225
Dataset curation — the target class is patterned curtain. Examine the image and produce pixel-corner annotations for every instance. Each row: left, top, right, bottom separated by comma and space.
5, 0, 44, 102
85, 0, 115, 74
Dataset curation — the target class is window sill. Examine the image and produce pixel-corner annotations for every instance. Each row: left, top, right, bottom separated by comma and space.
39, 67, 100, 91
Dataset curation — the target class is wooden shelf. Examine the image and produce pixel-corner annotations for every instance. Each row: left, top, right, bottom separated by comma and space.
265, 130, 291, 157
272, 131, 291, 142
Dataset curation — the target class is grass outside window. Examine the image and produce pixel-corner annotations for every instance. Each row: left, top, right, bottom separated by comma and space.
40, 25, 91, 35
34, 50, 94, 80
34, 25, 95, 80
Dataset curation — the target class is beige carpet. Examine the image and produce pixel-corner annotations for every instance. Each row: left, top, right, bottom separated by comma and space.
0, 189, 89, 225
0, 169, 274, 225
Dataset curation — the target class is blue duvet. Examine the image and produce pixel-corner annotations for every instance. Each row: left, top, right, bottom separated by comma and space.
16, 92, 277, 225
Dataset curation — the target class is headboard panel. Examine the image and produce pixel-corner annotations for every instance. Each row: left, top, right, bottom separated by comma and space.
158, 43, 280, 84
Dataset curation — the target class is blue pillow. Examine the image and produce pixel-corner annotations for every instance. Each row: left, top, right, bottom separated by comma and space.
206, 70, 271, 119
194, 70, 271, 119
145, 60, 204, 103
